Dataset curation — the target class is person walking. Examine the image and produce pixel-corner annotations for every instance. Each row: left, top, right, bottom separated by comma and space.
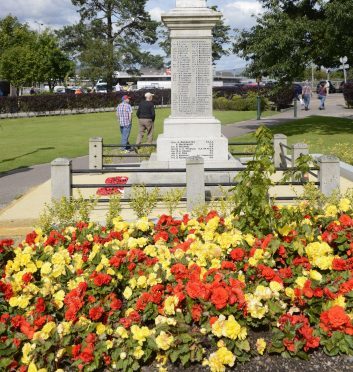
302, 81, 312, 111
116, 95, 133, 152
318, 82, 327, 110
136, 92, 155, 148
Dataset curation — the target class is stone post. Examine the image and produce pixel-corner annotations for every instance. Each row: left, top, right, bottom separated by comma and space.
291, 143, 309, 168
186, 156, 205, 212
51, 158, 72, 200
89, 137, 103, 170
273, 134, 287, 168
318, 155, 340, 196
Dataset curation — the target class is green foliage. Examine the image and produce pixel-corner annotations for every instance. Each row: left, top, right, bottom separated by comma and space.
129, 185, 159, 219
231, 126, 276, 233
59, 0, 161, 88
213, 92, 269, 111
234, 0, 353, 82
0, 16, 72, 90
343, 81, 353, 108
162, 188, 185, 216
37, 194, 97, 233
105, 194, 122, 228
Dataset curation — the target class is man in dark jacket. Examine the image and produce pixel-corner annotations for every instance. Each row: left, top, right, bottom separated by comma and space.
136, 92, 155, 146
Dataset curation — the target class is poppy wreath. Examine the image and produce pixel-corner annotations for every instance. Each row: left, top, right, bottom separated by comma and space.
2, 198, 353, 371
96, 176, 128, 196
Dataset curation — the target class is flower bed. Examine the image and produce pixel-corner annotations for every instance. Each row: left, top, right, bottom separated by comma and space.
2, 199, 353, 371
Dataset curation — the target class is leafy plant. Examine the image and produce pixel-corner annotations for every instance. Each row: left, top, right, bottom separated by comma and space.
231, 125, 276, 233
129, 184, 159, 218
162, 188, 185, 216
105, 194, 122, 228
37, 193, 97, 233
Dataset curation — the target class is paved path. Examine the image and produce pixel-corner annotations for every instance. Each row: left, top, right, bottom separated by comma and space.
222, 93, 353, 138
1, 94, 352, 211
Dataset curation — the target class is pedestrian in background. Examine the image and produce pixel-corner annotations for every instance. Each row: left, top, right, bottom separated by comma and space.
318, 82, 327, 110
116, 95, 133, 152
136, 92, 155, 149
302, 81, 312, 111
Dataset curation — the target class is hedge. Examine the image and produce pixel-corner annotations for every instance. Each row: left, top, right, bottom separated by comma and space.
343, 81, 353, 108
0, 85, 294, 115
0, 89, 172, 115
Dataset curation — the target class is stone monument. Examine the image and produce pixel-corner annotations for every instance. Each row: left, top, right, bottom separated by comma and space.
150, 0, 234, 167
130, 0, 239, 195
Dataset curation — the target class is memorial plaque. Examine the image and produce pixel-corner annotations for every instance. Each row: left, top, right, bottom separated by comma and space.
170, 139, 215, 160
171, 39, 212, 117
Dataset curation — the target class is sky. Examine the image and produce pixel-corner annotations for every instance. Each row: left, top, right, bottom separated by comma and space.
0, 0, 263, 70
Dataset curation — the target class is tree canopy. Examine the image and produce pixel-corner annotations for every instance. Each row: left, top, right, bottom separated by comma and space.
58, 0, 163, 90
0, 15, 73, 91
234, 0, 353, 82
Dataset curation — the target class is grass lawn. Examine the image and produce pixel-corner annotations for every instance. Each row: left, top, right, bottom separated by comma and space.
0, 108, 273, 173
229, 116, 353, 163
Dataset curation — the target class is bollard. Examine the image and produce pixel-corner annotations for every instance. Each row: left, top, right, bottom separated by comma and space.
89, 137, 103, 170
319, 155, 340, 196
51, 158, 72, 200
294, 99, 298, 118
186, 156, 205, 212
273, 134, 288, 168
257, 96, 261, 120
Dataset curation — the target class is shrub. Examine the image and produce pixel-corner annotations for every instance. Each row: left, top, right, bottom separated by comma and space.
266, 84, 294, 110
213, 97, 229, 110
343, 81, 353, 108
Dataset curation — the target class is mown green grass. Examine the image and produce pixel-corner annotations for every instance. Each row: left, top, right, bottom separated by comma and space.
0, 108, 272, 173
229, 116, 353, 163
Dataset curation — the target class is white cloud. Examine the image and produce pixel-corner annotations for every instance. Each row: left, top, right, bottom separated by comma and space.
149, 7, 164, 22
0, 0, 79, 30
224, 1, 263, 29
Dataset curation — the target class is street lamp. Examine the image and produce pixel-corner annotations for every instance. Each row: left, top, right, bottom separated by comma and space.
340, 56, 349, 83
256, 75, 262, 120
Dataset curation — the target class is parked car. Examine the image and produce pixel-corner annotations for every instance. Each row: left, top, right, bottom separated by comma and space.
316, 80, 336, 94
94, 83, 107, 93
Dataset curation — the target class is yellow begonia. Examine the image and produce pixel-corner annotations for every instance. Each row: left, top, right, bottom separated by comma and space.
331, 295, 346, 308
295, 276, 308, 289
325, 204, 338, 217
9, 295, 31, 309
123, 286, 132, 299
207, 347, 235, 372
339, 198, 350, 212
136, 217, 150, 232
137, 275, 147, 288
212, 315, 247, 341
40, 262, 52, 276
96, 323, 106, 335
309, 270, 322, 282
256, 338, 267, 355
244, 233, 255, 246
115, 326, 129, 338
156, 331, 174, 350
305, 241, 334, 270
164, 295, 179, 315
270, 281, 283, 293
254, 285, 272, 300
131, 325, 152, 345
133, 346, 144, 359
245, 294, 268, 319
21, 342, 35, 365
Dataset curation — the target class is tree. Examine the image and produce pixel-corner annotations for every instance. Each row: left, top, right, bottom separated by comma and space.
59, 0, 162, 89
233, 0, 353, 83
0, 15, 73, 92
159, 5, 232, 65
0, 16, 37, 88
